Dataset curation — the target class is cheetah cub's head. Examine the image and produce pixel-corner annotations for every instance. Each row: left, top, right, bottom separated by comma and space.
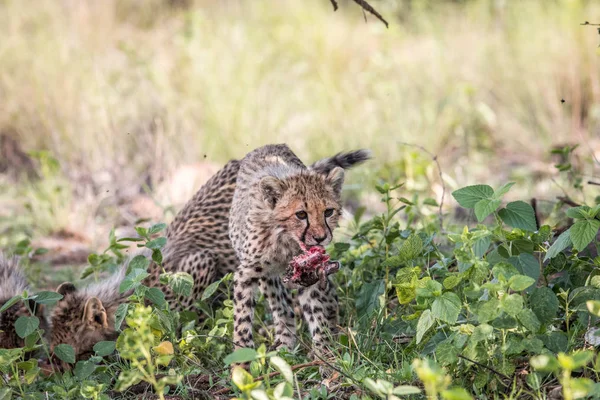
259, 167, 345, 249
49, 282, 117, 368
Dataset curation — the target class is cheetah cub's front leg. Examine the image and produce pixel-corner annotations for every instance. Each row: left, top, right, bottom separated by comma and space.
232, 269, 297, 351
232, 268, 259, 350
259, 276, 296, 350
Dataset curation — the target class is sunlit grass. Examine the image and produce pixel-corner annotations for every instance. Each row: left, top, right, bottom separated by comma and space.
0, 0, 599, 244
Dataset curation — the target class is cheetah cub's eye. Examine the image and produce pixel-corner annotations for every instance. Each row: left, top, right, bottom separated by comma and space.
295, 211, 308, 220
324, 208, 335, 217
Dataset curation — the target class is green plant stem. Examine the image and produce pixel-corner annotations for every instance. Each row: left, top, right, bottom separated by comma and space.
562, 369, 572, 400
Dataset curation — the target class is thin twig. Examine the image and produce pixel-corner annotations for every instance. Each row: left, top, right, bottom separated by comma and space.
530, 198, 541, 230
329, 0, 338, 11
581, 22, 600, 26
458, 355, 512, 382
213, 361, 325, 395
557, 196, 581, 208
352, 0, 389, 28
588, 180, 600, 186
397, 142, 446, 231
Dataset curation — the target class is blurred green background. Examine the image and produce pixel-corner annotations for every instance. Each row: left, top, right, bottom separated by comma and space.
0, 0, 599, 269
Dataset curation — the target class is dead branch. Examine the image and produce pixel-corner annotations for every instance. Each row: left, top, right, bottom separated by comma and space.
329, 0, 389, 28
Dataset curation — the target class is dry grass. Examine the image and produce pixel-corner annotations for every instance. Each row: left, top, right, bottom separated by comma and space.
0, 0, 599, 248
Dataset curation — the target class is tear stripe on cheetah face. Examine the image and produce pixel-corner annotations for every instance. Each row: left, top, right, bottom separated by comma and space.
229, 144, 370, 352
0, 253, 48, 351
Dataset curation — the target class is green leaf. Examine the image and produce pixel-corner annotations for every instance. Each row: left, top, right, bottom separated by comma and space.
544, 230, 572, 261
492, 262, 519, 281
423, 198, 439, 207
566, 206, 591, 219
471, 323, 494, 343
54, 344, 76, 364
169, 272, 194, 297
270, 356, 293, 384
33, 291, 63, 305
498, 201, 537, 232
232, 367, 260, 392
398, 234, 423, 261
570, 219, 600, 251
442, 387, 473, 400
74, 360, 96, 380
539, 331, 568, 353
431, 293, 461, 324
530, 354, 560, 373
145, 288, 166, 308
356, 280, 385, 318
115, 303, 129, 331
119, 268, 150, 294
435, 342, 459, 366
273, 382, 294, 398
474, 199, 501, 222
587, 300, 600, 317
224, 348, 258, 365
501, 294, 524, 316
570, 351, 595, 369
148, 223, 167, 235
452, 185, 494, 208
128, 255, 150, 272
201, 279, 221, 301
94, 341, 116, 357
15, 316, 39, 338
115, 369, 144, 392
152, 249, 163, 264
508, 275, 536, 291
517, 309, 541, 333
570, 378, 595, 399
511, 253, 540, 285
146, 237, 167, 250
0, 388, 11, 400
476, 299, 501, 323
473, 236, 491, 258
416, 310, 434, 344
0, 295, 22, 312
494, 182, 515, 198
443, 275, 462, 290
530, 287, 559, 325
392, 386, 422, 395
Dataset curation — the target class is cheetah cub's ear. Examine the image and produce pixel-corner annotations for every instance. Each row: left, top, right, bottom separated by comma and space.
56, 282, 78, 297
82, 298, 108, 329
259, 176, 287, 208
325, 166, 345, 196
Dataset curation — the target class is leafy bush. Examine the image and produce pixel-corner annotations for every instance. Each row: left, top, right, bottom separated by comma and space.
1, 171, 600, 398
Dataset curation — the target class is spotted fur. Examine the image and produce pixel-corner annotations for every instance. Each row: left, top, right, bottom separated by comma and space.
229, 144, 370, 354
0, 253, 48, 350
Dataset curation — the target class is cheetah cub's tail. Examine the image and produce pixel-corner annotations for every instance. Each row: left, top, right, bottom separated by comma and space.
309, 149, 372, 174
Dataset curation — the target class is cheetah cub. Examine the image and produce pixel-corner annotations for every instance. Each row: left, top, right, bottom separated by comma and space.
229, 144, 370, 353
0, 253, 48, 349
48, 159, 241, 363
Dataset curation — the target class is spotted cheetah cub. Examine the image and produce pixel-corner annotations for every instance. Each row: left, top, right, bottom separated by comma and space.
229, 144, 370, 352
0, 253, 48, 349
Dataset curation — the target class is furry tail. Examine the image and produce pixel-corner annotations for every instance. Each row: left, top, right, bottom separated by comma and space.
309, 149, 372, 175
0, 252, 28, 297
